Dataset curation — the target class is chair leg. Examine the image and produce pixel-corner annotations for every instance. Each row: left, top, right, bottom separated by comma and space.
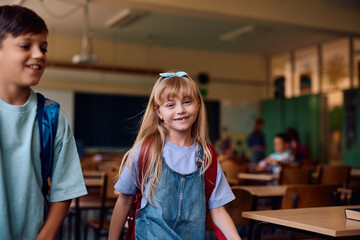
93, 228, 100, 240
84, 224, 89, 240
68, 213, 73, 240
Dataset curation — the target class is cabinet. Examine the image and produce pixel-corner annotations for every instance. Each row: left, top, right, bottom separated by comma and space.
261, 95, 321, 159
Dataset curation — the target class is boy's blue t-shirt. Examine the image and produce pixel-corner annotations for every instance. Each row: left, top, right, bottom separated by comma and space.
115, 140, 235, 210
0, 90, 87, 240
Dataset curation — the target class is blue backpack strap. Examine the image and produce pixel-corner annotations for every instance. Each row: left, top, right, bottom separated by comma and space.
36, 93, 60, 197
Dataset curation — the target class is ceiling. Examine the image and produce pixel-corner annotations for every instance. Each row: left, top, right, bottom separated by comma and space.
3, 0, 360, 56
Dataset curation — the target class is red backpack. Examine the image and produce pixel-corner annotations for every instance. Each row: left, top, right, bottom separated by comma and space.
125, 138, 227, 240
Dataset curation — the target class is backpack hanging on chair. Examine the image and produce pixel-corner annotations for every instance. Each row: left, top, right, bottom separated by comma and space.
125, 137, 227, 240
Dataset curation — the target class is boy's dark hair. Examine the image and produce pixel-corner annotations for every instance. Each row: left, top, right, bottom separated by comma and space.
0, 5, 48, 45
275, 132, 291, 143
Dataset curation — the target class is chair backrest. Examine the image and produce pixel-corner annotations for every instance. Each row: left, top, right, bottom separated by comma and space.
98, 170, 119, 227
225, 187, 254, 227
104, 170, 120, 200
318, 165, 351, 187
279, 167, 312, 185
81, 159, 99, 171
281, 184, 337, 209
220, 160, 247, 185
206, 187, 253, 232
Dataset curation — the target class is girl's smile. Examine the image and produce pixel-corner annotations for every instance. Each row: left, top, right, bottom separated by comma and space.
174, 116, 190, 121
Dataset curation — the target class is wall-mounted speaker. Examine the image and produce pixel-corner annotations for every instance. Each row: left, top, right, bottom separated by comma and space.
198, 73, 209, 84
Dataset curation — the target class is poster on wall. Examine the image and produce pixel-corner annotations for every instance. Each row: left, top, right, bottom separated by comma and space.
222, 103, 257, 133
221, 103, 258, 157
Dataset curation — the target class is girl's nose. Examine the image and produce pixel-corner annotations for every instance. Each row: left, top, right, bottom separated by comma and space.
176, 104, 185, 114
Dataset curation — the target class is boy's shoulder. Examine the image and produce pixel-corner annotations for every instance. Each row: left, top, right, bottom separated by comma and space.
36, 92, 59, 106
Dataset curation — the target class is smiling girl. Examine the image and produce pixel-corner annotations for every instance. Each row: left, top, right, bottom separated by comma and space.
109, 71, 240, 240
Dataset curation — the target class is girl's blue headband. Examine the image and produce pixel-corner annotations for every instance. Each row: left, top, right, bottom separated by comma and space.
159, 71, 188, 82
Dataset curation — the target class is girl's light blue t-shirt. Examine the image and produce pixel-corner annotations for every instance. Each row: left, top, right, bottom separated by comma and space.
0, 90, 87, 240
115, 140, 235, 209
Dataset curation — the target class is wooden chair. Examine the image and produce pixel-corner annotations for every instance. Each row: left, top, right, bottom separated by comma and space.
318, 165, 351, 187
281, 184, 338, 209
67, 171, 106, 240
220, 160, 247, 185
81, 159, 99, 171
298, 157, 317, 168
278, 167, 312, 185
84, 170, 119, 239
206, 187, 253, 239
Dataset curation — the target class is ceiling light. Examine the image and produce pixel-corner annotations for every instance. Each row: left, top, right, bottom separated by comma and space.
219, 25, 255, 42
72, 0, 98, 64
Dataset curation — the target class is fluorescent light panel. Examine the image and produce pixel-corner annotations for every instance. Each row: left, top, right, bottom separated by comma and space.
105, 8, 147, 29
219, 24, 255, 42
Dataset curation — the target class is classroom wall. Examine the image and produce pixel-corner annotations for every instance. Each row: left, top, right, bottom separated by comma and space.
41, 33, 268, 104
270, 37, 360, 97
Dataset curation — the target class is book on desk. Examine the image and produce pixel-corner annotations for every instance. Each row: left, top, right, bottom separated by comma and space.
345, 208, 360, 221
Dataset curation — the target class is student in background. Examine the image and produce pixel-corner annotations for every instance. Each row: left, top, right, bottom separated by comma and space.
215, 138, 235, 163
286, 127, 310, 162
247, 118, 266, 163
257, 132, 294, 175
0, 6, 87, 240
109, 71, 240, 240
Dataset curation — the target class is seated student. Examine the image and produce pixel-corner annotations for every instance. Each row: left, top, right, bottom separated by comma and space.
257, 132, 294, 175
286, 127, 310, 162
214, 138, 235, 163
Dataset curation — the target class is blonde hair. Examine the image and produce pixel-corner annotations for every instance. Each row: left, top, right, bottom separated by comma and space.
119, 72, 212, 205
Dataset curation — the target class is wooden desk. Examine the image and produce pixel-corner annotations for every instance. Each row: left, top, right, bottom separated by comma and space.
84, 177, 103, 187
236, 185, 287, 198
243, 205, 360, 240
238, 173, 277, 182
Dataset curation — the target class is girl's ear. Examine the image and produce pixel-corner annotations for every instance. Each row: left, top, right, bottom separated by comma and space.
156, 109, 163, 120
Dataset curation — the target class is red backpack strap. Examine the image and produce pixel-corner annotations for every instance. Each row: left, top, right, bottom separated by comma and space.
205, 144, 227, 240
125, 137, 152, 240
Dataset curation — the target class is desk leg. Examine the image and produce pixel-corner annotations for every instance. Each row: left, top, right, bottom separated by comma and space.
75, 197, 80, 240
253, 222, 269, 240
247, 195, 258, 240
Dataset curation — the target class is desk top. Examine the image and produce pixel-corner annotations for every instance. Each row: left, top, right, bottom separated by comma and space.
83, 170, 104, 187
236, 185, 287, 197
243, 205, 360, 237
238, 173, 277, 181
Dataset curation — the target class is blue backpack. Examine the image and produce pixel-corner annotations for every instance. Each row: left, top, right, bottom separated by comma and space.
36, 93, 60, 198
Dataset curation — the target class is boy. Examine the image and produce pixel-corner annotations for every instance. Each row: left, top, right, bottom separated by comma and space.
0, 5, 87, 240
257, 132, 294, 175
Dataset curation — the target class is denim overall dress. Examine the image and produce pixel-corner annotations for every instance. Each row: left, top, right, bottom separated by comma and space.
134, 148, 206, 240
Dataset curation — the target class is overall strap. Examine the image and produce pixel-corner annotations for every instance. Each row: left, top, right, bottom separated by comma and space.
36, 93, 60, 198
126, 141, 227, 240
205, 144, 227, 240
